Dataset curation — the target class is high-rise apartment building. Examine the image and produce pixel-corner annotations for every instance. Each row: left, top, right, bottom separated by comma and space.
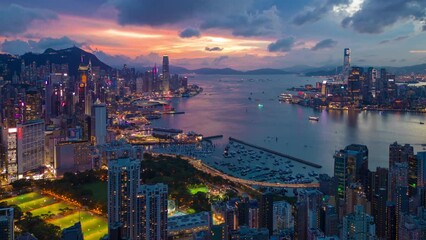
0, 208, 14, 240
342, 205, 376, 240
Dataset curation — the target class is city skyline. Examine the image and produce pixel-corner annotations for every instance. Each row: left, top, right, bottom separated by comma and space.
0, 0, 426, 69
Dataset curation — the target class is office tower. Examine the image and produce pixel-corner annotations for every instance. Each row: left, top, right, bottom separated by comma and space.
408, 154, 418, 197
2, 128, 18, 182
24, 89, 42, 122
91, 99, 107, 145
0, 208, 14, 240
138, 183, 168, 240
224, 202, 238, 239
162, 55, 170, 92
136, 77, 143, 94
108, 158, 141, 239
369, 167, 388, 202
372, 188, 387, 238
61, 222, 84, 240
295, 189, 323, 239
55, 141, 92, 176
142, 71, 153, 93
342, 205, 375, 240
236, 194, 250, 227
320, 204, 339, 237
334, 144, 369, 199
367, 67, 378, 101
343, 48, 351, 83
417, 152, 426, 188
347, 67, 363, 105
389, 162, 408, 202
389, 142, 414, 167
273, 201, 294, 234
259, 193, 274, 235
386, 202, 397, 240
16, 120, 45, 177
248, 200, 259, 229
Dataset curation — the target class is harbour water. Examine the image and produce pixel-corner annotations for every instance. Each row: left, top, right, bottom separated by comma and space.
152, 74, 426, 176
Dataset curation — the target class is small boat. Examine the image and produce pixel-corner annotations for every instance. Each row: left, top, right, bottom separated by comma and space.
420, 122, 424, 125
309, 116, 320, 121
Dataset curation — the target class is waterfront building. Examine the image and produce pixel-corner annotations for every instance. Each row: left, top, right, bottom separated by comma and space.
272, 201, 294, 234
61, 222, 84, 240
347, 67, 363, 105
168, 211, 211, 239
138, 183, 168, 240
95, 139, 143, 167
0, 208, 14, 240
342, 205, 375, 240
108, 158, 141, 239
162, 55, 170, 92
91, 98, 107, 145
343, 48, 351, 83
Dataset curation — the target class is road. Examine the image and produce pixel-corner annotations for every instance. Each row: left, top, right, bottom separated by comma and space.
171, 154, 320, 189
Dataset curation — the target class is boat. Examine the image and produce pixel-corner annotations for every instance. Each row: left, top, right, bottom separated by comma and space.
420, 122, 424, 125
279, 93, 293, 102
309, 116, 320, 121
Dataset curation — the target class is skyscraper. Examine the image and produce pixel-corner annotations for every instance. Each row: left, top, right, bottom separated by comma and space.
16, 120, 45, 177
295, 189, 323, 239
108, 158, 141, 239
342, 205, 376, 240
162, 55, 170, 92
273, 201, 294, 234
259, 193, 274, 235
343, 48, 351, 83
61, 222, 84, 240
138, 183, 168, 240
91, 99, 107, 146
417, 152, 426, 188
0, 208, 14, 240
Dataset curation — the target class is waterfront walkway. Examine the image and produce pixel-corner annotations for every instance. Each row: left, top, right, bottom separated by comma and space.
229, 137, 322, 168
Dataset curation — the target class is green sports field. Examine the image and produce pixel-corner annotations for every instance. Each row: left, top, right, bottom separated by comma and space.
4, 192, 107, 240
187, 184, 209, 195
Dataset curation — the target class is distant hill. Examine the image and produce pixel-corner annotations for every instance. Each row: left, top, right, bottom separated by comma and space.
21, 47, 112, 76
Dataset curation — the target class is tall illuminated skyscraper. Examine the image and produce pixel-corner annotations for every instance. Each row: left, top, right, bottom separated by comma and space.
162, 55, 170, 92
108, 158, 141, 239
343, 48, 351, 83
91, 99, 107, 146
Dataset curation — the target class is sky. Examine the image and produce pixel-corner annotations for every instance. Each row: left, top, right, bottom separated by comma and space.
0, 0, 425, 70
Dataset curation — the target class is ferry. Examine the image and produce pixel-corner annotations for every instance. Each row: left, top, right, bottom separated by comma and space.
309, 116, 320, 121
279, 93, 293, 102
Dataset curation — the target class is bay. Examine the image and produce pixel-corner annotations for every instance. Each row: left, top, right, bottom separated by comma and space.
152, 74, 426, 175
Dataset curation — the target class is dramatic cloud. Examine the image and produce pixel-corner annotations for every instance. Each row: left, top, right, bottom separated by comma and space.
342, 0, 426, 33
0, 4, 57, 35
292, 0, 349, 25
94, 50, 162, 68
205, 47, 223, 52
311, 39, 338, 51
114, 0, 280, 37
268, 37, 295, 52
1, 36, 84, 55
179, 27, 201, 38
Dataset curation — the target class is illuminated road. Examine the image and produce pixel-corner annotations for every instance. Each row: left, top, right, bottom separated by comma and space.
154, 153, 320, 188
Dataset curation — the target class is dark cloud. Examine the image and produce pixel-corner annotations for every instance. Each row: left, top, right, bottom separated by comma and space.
311, 39, 337, 51
342, 0, 426, 33
292, 0, 349, 25
212, 56, 229, 65
394, 35, 409, 41
1, 37, 84, 55
0, 4, 57, 35
379, 40, 390, 44
179, 27, 201, 38
205, 47, 223, 52
268, 37, 295, 52
114, 0, 280, 37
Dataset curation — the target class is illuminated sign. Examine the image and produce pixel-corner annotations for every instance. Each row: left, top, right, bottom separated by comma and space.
8, 128, 17, 133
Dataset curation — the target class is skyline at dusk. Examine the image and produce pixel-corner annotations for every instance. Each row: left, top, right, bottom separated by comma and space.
1, 0, 426, 69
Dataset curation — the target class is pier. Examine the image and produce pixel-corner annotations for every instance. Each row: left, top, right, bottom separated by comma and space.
203, 135, 224, 140
229, 137, 322, 169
